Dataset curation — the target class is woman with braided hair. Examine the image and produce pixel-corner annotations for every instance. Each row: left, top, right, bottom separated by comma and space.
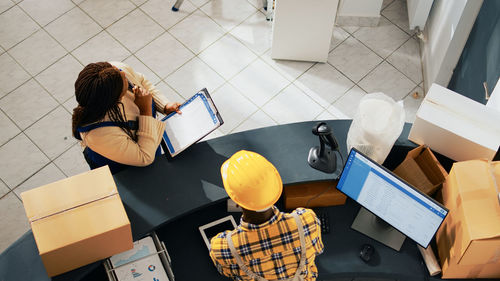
72, 61, 181, 174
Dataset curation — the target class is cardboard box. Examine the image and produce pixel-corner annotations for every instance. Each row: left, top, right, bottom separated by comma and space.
21, 166, 133, 277
284, 181, 346, 209
436, 160, 500, 279
393, 145, 448, 195
409, 83, 500, 161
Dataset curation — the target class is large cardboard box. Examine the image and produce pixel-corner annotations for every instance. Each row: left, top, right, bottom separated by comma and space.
21, 166, 133, 277
409, 83, 500, 161
393, 145, 448, 195
284, 181, 346, 209
436, 160, 500, 279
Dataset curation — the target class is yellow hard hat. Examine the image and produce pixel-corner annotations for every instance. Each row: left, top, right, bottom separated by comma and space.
221, 150, 283, 211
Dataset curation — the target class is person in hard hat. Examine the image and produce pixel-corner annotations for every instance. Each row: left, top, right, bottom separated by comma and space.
209, 150, 324, 281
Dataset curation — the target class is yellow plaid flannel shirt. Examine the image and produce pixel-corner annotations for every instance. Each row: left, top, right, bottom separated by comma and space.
209, 207, 324, 281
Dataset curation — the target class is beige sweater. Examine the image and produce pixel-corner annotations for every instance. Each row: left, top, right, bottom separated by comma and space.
79, 62, 168, 167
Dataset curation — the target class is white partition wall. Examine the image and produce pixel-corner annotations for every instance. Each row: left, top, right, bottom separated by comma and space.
271, 0, 339, 62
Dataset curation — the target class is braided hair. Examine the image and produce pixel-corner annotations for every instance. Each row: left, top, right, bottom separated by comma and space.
72, 62, 136, 141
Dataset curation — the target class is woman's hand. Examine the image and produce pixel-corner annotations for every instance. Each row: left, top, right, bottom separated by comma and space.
133, 86, 153, 116
165, 102, 182, 115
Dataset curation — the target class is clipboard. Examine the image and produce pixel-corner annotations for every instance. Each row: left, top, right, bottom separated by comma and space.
161, 88, 223, 157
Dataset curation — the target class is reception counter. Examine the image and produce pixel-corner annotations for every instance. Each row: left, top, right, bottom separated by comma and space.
0, 120, 481, 281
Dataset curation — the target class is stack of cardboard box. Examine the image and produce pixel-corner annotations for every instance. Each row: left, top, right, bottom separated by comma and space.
436, 160, 500, 279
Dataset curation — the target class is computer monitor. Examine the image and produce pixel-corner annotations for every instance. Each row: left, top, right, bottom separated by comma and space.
337, 148, 448, 251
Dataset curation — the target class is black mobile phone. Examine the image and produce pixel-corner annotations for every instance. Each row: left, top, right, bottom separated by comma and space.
127, 79, 134, 91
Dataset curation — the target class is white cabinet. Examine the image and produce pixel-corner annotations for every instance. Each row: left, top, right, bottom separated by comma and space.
271, 0, 339, 62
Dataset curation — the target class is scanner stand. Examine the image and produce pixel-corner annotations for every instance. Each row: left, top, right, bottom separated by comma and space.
308, 122, 343, 177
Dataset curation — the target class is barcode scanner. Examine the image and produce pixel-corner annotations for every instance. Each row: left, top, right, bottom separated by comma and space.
308, 122, 343, 177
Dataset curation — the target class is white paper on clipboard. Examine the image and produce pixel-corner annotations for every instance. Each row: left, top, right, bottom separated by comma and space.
161, 88, 223, 157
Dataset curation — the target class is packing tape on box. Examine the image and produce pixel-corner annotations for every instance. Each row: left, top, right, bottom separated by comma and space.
29, 191, 118, 223
426, 98, 493, 133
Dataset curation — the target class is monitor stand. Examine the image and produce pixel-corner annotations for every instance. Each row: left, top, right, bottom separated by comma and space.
351, 207, 406, 251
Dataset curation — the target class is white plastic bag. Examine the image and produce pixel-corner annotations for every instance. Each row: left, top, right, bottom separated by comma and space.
346, 93, 405, 164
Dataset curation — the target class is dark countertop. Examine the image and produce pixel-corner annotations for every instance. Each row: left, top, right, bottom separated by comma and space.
2, 120, 475, 281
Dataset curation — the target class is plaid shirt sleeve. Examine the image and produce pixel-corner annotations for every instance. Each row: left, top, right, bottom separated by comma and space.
209, 231, 236, 279
297, 208, 325, 255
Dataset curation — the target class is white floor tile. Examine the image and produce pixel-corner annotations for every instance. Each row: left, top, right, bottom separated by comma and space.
0, 0, 14, 14
153, 81, 185, 104
295, 63, 354, 107
262, 83, 323, 124
326, 105, 350, 119
315, 110, 338, 121
0, 192, 30, 254
130, 0, 147, 5
0, 6, 39, 50
0, 53, 30, 98
330, 26, 350, 51
230, 11, 272, 55
199, 34, 257, 79
0, 79, 58, 130
72, 31, 131, 66
354, 17, 409, 58
141, 0, 196, 30
230, 58, 289, 107
188, 0, 210, 8
232, 109, 277, 133
261, 50, 314, 82
387, 37, 422, 84
79, 0, 135, 28
200, 0, 257, 31
165, 57, 225, 99
14, 163, 66, 197
358, 61, 416, 101
211, 83, 257, 134
0, 109, 20, 146
403, 85, 424, 123
8, 29, 67, 76
246, 0, 266, 11
0, 180, 8, 198
382, 0, 395, 10
19, 0, 75, 27
136, 32, 194, 79
63, 96, 78, 114
45, 7, 102, 51
328, 37, 382, 83
107, 9, 164, 53
341, 26, 360, 35
24, 106, 76, 160
124, 55, 161, 86
0, 133, 49, 188
382, 0, 414, 35
54, 143, 90, 177
170, 10, 225, 54
331, 85, 367, 118
35, 54, 83, 103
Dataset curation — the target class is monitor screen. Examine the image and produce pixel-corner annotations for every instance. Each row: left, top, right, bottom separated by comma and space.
337, 148, 448, 248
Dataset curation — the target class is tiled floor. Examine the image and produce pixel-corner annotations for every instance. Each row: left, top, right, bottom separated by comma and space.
0, 0, 423, 253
